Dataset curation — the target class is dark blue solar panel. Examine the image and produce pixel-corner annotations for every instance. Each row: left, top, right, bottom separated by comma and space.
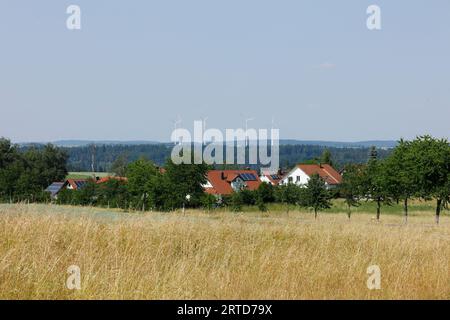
241, 173, 256, 181
46, 183, 65, 195
73, 180, 88, 189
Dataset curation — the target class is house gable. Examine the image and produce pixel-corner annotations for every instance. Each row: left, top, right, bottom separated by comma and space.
204, 170, 261, 195
280, 164, 342, 187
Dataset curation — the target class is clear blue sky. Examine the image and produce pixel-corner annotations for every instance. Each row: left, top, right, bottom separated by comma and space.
1, 0, 449, 142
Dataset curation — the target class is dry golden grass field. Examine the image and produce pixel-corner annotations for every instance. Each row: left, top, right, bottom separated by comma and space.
0, 203, 448, 300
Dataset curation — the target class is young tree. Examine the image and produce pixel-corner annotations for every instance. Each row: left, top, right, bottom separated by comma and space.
257, 182, 275, 203
339, 164, 364, 219
256, 194, 268, 212
73, 180, 97, 206
302, 174, 332, 219
362, 148, 391, 221
320, 149, 334, 167
110, 153, 128, 177
201, 193, 217, 212
383, 139, 416, 223
229, 191, 244, 212
97, 178, 128, 209
240, 189, 256, 205
275, 183, 301, 214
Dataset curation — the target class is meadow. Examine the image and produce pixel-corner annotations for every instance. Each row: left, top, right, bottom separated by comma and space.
0, 203, 448, 300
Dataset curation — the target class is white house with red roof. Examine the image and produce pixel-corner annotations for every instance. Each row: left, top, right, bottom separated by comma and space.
259, 169, 283, 185
280, 164, 342, 188
203, 170, 262, 196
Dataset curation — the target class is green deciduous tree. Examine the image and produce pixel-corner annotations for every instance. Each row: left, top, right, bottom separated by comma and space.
339, 164, 364, 219
0, 139, 68, 202
301, 174, 332, 219
257, 182, 275, 203
164, 158, 208, 209
201, 193, 217, 212
275, 183, 301, 214
320, 149, 334, 167
229, 191, 244, 212
407, 136, 450, 224
383, 139, 417, 223
97, 178, 129, 209
126, 158, 159, 211
110, 153, 128, 177
362, 148, 391, 221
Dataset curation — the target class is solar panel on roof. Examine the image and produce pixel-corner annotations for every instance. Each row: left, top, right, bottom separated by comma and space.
46, 182, 65, 195
73, 180, 87, 189
241, 173, 256, 181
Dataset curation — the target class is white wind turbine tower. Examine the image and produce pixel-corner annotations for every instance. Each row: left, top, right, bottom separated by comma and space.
201, 116, 208, 144
271, 116, 277, 146
245, 117, 254, 148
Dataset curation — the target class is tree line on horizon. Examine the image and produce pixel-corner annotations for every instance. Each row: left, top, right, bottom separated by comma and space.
18, 143, 391, 172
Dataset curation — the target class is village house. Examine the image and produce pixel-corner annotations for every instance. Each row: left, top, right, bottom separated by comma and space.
66, 179, 89, 190
45, 182, 66, 199
96, 176, 128, 184
259, 169, 283, 185
279, 163, 342, 188
45, 179, 88, 199
203, 170, 262, 196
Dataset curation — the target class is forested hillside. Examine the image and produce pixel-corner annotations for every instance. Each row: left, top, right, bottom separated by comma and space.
55, 143, 391, 172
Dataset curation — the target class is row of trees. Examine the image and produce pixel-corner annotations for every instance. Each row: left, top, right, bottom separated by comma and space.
0, 138, 67, 202
340, 136, 449, 224
50, 142, 391, 172
228, 174, 332, 218
225, 135, 449, 224
57, 157, 210, 212
1, 136, 448, 224
57, 160, 332, 218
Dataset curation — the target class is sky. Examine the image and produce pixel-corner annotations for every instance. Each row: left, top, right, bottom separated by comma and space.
0, 0, 449, 143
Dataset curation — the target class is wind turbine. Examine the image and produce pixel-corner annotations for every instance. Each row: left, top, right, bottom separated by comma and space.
271, 116, 278, 146
245, 117, 254, 147
201, 116, 208, 144
201, 116, 208, 132
172, 115, 182, 145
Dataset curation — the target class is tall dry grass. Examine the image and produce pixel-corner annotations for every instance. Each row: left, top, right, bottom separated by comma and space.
0, 204, 448, 299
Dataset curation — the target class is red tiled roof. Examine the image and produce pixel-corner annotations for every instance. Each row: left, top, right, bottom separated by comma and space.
204, 170, 262, 195
297, 164, 342, 185
262, 174, 282, 185
96, 176, 128, 184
